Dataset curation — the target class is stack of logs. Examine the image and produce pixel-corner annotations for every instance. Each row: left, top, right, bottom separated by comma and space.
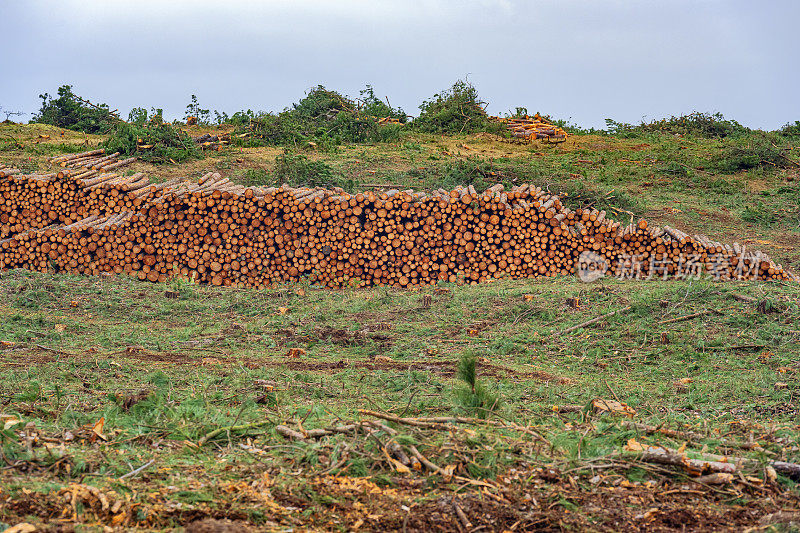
0, 164, 22, 178
491, 114, 568, 142
191, 133, 231, 151
1, 148, 796, 287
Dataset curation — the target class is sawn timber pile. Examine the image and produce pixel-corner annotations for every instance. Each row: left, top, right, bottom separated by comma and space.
1, 149, 796, 287
490, 114, 568, 142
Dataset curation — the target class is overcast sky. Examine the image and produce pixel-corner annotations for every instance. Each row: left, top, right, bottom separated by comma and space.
1, 0, 797, 130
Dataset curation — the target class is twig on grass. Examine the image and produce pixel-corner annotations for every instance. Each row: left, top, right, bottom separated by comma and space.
275, 423, 364, 441
658, 309, 722, 325
197, 420, 273, 446
359, 409, 551, 445
35, 344, 77, 356
604, 380, 622, 403
705, 344, 766, 351
557, 306, 632, 335
119, 459, 154, 480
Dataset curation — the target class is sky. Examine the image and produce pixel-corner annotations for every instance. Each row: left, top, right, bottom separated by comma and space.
1, 0, 798, 130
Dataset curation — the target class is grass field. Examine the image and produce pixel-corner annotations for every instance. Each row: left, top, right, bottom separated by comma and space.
1, 121, 799, 532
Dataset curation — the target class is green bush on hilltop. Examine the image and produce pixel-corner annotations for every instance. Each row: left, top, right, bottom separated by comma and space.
358, 85, 407, 123
413, 80, 503, 134
604, 112, 749, 138
243, 85, 406, 148
103, 122, 201, 164
779, 120, 800, 137
31, 84, 118, 134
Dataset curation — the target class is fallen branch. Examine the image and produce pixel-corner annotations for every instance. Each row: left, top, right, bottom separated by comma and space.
557, 306, 632, 335
452, 498, 473, 530
365, 420, 398, 436
119, 459, 154, 480
359, 410, 550, 444
34, 344, 77, 356
626, 445, 740, 475
771, 461, 800, 481
692, 472, 734, 485
705, 344, 766, 351
276, 423, 365, 441
623, 422, 773, 455
276, 425, 308, 441
359, 410, 447, 429
657, 309, 721, 325
387, 440, 411, 466
197, 420, 273, 446
770, 142, 800, 168
624, 442, 800, 481
408, 445, 446, 477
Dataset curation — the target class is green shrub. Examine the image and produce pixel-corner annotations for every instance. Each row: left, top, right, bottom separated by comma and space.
126, 107, 166, 126
394, 156, 502, 190
605, 112, 749, 138
291, 86, 353, 121
779, 120, 800, 137
413, 80, 500, 134
708, 134, 795, 174
224, 110, 256, 127
554, 182, 640, 214
358, 85, 407, 122
776, 185, 800, 227
245, 113, 301, 146
244, 85, 405, 148
31, 85, 117, 134
703, 177, 738, 195
373, 123, 403, 143
657, 161, 690, 176
103, 122, 201, 164
237, 168, 271, 187
128, 107, 149, 125
439, 157, 498, 189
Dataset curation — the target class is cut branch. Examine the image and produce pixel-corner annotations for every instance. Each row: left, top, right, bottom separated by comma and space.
558, 306, 632, 335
